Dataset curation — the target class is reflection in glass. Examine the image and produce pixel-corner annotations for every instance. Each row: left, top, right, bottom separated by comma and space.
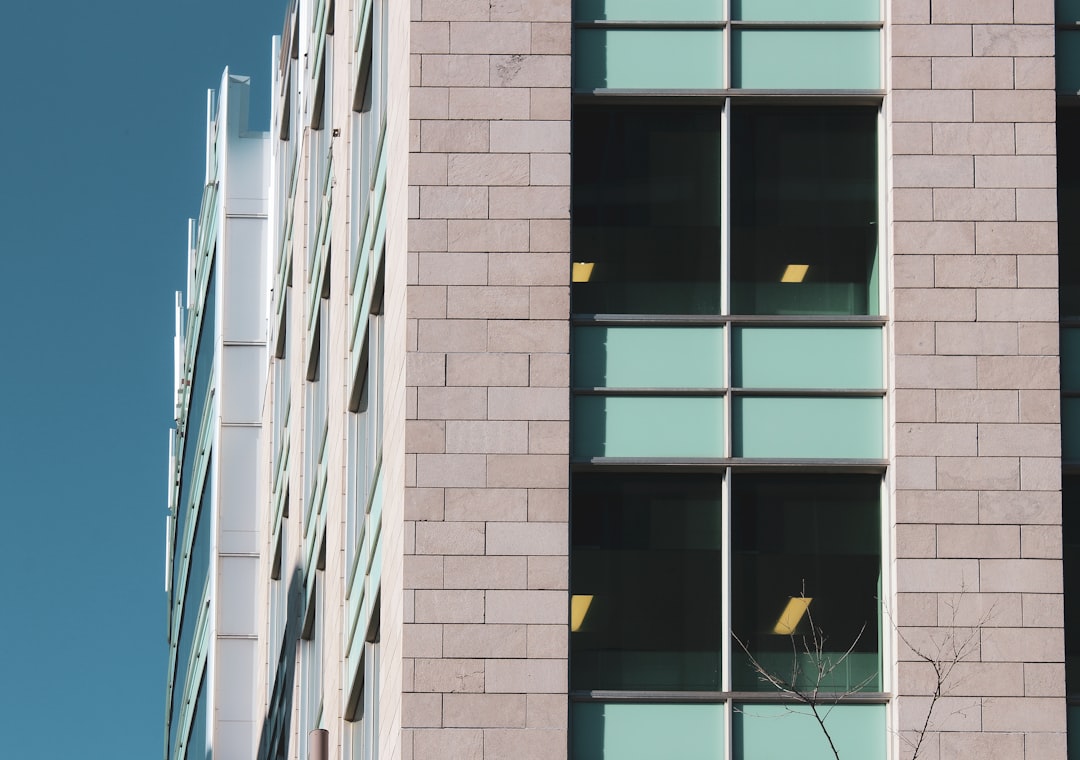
571, 473, 724, 690
573, 107, 723, 315
730, 107, 878, 315
731, 474, 881, 692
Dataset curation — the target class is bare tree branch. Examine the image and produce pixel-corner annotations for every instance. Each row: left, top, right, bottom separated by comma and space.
735, 586, 993, 760
885, 586, 994, 760
734, 595, 870, 760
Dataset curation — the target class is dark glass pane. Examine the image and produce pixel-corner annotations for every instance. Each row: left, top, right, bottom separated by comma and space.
731, 474, 881, 692
1060, 109, 1080, 317
1065, 476, 1080, 693
572, 106, 723, 314
571, 473, 724, 690
731, 106, 878, 315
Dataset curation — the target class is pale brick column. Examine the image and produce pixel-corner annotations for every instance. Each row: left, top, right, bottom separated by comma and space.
403, 1, 571, 758
890, 1, 1065, 757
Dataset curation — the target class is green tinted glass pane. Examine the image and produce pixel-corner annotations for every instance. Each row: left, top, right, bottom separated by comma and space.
734, 704, 885, 759
573, 703, 724, 760
731, 475, 881, 692
730, 106, 878, 316
575, 326, 724, 388
1061, 111, 1080, 315
1059, 0, 1080, 19
733, 30, 880, 89
734, 0, 878, 20
1059, 33, 1080, 94
573, 107, 724, 315
733, 396, 882, 458
575, 29, 724, 90
575, 0, 724, 21
1063, 329, 1080, 389
574, 396, 724, 458
734, 327, 882, 388
572, 473, 724, 690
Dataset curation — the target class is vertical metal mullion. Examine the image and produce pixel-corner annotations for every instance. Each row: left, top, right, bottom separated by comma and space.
721, 97, 732, 467
879, 472, 893, 697
722, 464, 733, 758
720, 89, 734, 759
722, 0, 731, 90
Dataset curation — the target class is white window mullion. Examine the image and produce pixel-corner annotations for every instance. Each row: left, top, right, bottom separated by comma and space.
722, 465, 733, 758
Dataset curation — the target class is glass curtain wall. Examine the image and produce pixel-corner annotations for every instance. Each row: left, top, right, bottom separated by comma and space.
569, 1, 886, 758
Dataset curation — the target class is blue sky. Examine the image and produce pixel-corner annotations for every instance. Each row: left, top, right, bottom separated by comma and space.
0, 1, 281, 756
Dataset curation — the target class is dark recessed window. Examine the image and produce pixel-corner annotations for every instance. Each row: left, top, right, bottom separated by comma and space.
730, 106, 878, 316
572, 106, 724, 315
1064, 477, 1079, 692
730, 474, 881, 692
571, 472, 724, 691
1060, 109, 1080, 318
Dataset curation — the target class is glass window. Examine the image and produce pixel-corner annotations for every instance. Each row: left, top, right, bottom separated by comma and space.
730, 474, 881, 692
1065, 477, 1079, 693
571, 105, 878, 316
1060, 109, 1080, 316
733, 703, 885, 760
572, 106, 724, 315
730, 106, 878, 315
269, 493, 289, 682
571, 473, 724, 690
351, 16, 374, 275
346, 606, 381, 760
300, 576, 324, 760
305, 301, 329, 502
347, 374, 370, 575
575, 0, 725, 21
733, 0, 878, 21
732, 30, 880, 90
572, 702, 725, 760
574, 29, 725, 90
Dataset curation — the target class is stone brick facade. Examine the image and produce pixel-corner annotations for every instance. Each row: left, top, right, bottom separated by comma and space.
890, 1, 1065, 756
402, 1, 571, 757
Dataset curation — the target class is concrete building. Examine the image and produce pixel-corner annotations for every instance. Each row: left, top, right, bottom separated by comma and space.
165, 72, 269, 760
166, 0, 1080, 758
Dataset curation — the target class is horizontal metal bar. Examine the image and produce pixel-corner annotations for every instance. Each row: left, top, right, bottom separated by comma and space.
730, 691, 891, 704
573, 314, 730, 325
574, 387, 727, 396
571, 690, 892, 704
572, 387, 885, 397
575, 19, 726, 29
731, 20, 883, 30
573, 20, 883, 30
732, 388, 886, 397
572, 690, 731, 703
572, 313, 888, 327
571, 459, 888, 472
573, 90, 886, 103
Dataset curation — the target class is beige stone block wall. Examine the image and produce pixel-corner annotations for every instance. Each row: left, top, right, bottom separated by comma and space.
403, 1, 571, 758
889, 1, 1065, 757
